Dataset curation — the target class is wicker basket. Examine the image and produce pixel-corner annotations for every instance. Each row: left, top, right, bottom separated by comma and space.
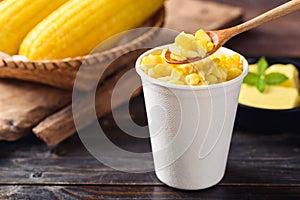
0, 7, 165, 91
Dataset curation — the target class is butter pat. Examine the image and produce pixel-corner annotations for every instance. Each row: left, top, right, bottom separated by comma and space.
239, 84, 300, 110
240, 63, 300, 109
248, 63, 299, 91
266, 64, 299, 90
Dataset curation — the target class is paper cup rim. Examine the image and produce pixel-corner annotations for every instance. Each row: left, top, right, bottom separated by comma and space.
135, 44, 249, 91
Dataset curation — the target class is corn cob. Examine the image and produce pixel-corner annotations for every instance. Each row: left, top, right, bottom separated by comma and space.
0, 0, 69, 55
19, 0, 165, 60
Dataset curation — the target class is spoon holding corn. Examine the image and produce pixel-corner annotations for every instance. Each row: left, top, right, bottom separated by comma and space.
165, 0, 300, 64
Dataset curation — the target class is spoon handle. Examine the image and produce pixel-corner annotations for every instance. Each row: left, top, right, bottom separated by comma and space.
233, 0, 300, 36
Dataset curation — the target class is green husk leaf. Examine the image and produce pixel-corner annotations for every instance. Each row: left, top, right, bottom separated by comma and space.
257, 56, 268, 75
265, 72, 288, 85
243, 72, 259, 86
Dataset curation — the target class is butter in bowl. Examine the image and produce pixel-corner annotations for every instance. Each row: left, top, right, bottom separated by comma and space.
236, 57, 300, 132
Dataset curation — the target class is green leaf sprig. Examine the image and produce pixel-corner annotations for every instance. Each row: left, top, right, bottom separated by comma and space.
243, 57, 288, 93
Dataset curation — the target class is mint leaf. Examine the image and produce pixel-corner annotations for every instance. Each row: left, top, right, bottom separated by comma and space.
243, 56, 289, 93
256, 78, 266, 93
243, 72, 259, 86
265, 73, 288, 85
257, 56, 268, 75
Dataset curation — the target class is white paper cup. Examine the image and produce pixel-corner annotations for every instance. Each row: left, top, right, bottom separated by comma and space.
135, 45, 248, 190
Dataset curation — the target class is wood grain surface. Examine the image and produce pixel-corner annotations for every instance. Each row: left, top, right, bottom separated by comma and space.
0, 80, 70, 141
0, 185, 299, 200
0, 96, 299, 199
211, 0, 300, 58
33, 63, 142, 146
165, 0, 243, 33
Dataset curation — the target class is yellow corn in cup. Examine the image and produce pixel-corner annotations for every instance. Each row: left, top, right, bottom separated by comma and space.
136, 44, 248, 190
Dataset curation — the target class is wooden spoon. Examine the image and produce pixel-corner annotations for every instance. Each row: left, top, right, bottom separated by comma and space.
165, 0, 300, 64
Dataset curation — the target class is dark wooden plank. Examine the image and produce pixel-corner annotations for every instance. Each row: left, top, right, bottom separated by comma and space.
211, 0, 300, 58
0, 185, 299, 200
0, 95, 300, 186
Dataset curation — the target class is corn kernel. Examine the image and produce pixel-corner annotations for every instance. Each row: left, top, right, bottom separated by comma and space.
141, 54, 163, 65
181, 49, 199, 59
148, 68, 159, 78
170, 30, 213, 60
185, 73, 201, 85
198, 70, 206, 81
170, 52, 186, 61
177, 64, 193, 74
232, 54, 241, 62
171, 68, 184, 81
219, 55, 226, 63
206, 74, 218, 84
212, 67, 222, 79
174, 32, 195, 49
140, 28, 244, 87
153, 64, 172, 77
211, 56, 220, 64
226, 56, 235, 66
196, 40, 208, 49
195, 29, 211, 41
227, 68, 242, 80
206, 42, 214, 52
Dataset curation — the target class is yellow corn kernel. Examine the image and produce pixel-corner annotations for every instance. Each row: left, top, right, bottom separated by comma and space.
141, 54, 163, 65
153, 64, 172, 77
0, 0, 69, 55
170, 68, 184, 81
141, 54, 163, 72
232, 54, 241, 62
226, 55, 241, 69
196, 40, 208, 49
211, 56, 220, 65
180, 49, 199, 59
174, 32, 195, 50
195, 29, 211, 41
206, 74, 218, 84
198, 70, 206, 81
170, 52, 186, 61
19, 0, 165, 60
231, 54, 243, 70
227, 68, 242, 80
226, 56, 235, 66
219, 54, 227, 64
206, 42, 214, 52
212, 67, 222, 79
185, 73, 201, 85
177, 64, 193, 74
148, 68, 161, 79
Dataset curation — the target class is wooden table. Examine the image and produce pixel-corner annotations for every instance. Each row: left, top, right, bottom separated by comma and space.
1, 0, 300, 199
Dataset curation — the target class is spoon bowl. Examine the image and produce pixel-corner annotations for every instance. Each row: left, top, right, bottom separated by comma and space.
165, 0, 300, 64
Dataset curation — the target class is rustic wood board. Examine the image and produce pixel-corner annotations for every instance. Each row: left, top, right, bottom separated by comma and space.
0, 105, 299, 198
1, 99, 299, 185
165, 0, 243, 33
33, 64, 142, 146
0, 185, 299, 199
0, 80, 71, 141
0, 48, 144, 144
